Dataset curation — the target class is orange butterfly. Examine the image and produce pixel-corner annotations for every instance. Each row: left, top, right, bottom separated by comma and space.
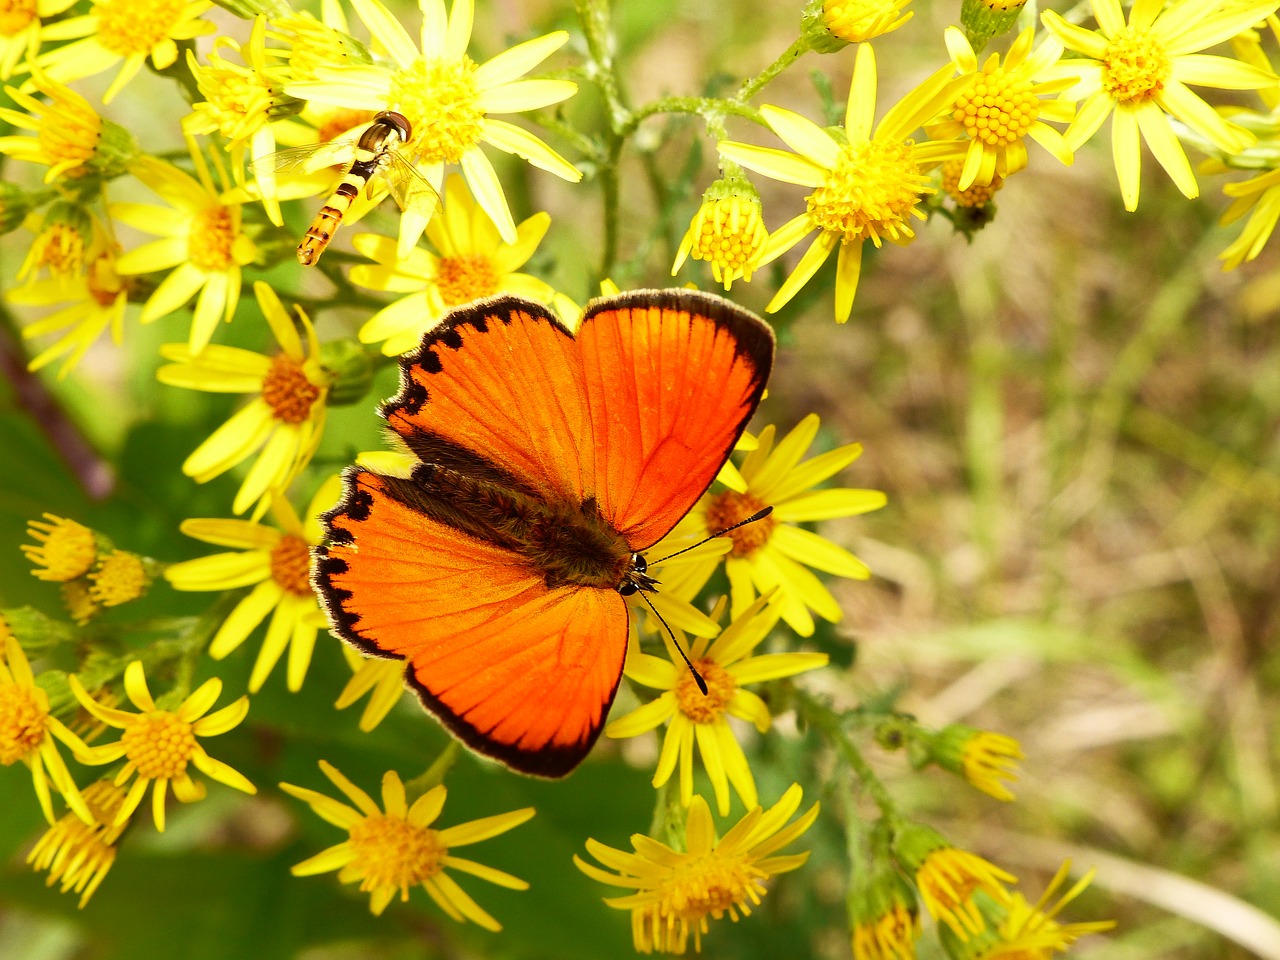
314, 290, 774, 776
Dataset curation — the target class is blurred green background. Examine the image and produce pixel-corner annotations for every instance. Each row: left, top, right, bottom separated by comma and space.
2, 0, 1279, 958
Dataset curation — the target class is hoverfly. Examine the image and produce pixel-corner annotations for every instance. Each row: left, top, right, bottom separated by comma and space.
254, 111, 441, 266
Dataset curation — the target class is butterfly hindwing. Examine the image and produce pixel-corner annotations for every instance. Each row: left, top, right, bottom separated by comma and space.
315, 468, 627, 777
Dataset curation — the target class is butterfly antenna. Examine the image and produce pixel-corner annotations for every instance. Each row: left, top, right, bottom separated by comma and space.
636, 591, 707, 695
651, 505, 774, 565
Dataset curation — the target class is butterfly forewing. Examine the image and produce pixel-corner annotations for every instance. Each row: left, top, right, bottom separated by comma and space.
315, 291, 774, 777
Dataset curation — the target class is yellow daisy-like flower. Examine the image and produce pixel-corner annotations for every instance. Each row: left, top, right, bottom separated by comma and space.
671, 177, 769, 291
0, 69, 135, 182
940, 157, 1004, 209
165, 479, 339, 693
27, 778, 128, 907
281, 761, 534, 927
606, 594, 828, 817
849, 859, 920, 960
1041, 0, 1279, 211
575, 784, 819, 954
821, 0, 913, 45
0, 634, 93, 825
928, 27, 1076, 190
893, 823, 1015, 941
335, 646, 406, 732
671, 413, 886, 637
719, 43, 969, 322
10, 233, 132, 379
112, 149, 257, 354
284, 0, 581, 252
16, 202, 90, 288
69, 661, 255, 832
938, 862, 1115, 959
31, 0, 216, 103
1218, 167, 1280, 269
350, 173, 569, 355
21, 512, 98, 581
156, 282, 329, 516
0, 0, 77, 80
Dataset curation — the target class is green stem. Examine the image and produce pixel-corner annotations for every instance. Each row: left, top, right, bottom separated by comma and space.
403, 742, 460, 801
732, 36, 811, 106
794, 690, 900, 825
648, 774, 687, 850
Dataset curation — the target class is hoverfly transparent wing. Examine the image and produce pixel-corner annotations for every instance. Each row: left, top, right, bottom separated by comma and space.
249, 139, 360, 178
378, 151, 442, 221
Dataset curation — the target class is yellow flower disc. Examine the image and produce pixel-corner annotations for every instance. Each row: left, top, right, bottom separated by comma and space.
270, 534, 314, 597
121, 711, 197, 779
95, 0, 188, 56
704, 491, 775, 558
0, 680, 47, 764
436, 254, 500, 306
807, 140, 932, 245
188, 207, 237, 271
1101, 27, 1171, 103
390, 57, 484, 164
941, 159, 1003, 207
675, 659, 736, 724
952, 68, 1038, 146
89, 550, 148, 607
348, 814, 446, 889
0, 0, 37, 36
262, 355, 322, 425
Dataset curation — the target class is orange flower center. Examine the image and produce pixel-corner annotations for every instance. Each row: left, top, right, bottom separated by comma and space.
86, 253, 127, 307
0, 0, 36, 37
95, 0, 189, 56
89, 550, 148, 607
316, 108, 376, 145
675, 658, 735, 724
188, 206, 237, 271
390, 56, 484, 164
435, 254, 500, 306
120, 710, 196, 780
270, 534, 313, 596
952, 66, 1038, 146
703, 491, 775, 558
348, 814, 446, 890
1101, 27, 1170, 103
0, 680, 47, 764
807, 139, 932, 246
262, 354, 321, 424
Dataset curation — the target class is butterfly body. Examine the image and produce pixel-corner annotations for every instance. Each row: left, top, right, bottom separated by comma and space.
315, 290, 773, 776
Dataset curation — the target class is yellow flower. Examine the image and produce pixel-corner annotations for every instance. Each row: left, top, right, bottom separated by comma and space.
719, 43, 968, 321
16, 202, 90, 288
31, 0, 216, 103
849, 859, 920, 960
606, 594, 828, 816
70, 661, 256, 832
281, 761, 534, 926
112, 148, 257, 353
821, 0, 913, 44
335, 645, 406, 732
938, 862, 1115, 959
671, 177, 769, 291
0, 69, 135, 182
575, 784, 819, 954
27, 778, 129, 907
670, 414, 886, 636
21, 512, 98, 581
284, 0, 581, 252
165, 479, 340, 693
350, 173, 571, 355
9, 234, 131, 379
1041, 0, 1279, 211
928, 27, 1075, 190
0, 634, 93, 824
893, 823, 1014, 941
156, 282, 329, 515
0, 0, 77, 80
940, 158, 1004, 208
87, 549, 153, 607
1218, 167, 1280, 269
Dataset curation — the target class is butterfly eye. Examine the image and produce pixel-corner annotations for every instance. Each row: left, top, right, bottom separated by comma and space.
618, 580, 638, 597
632, 554, 648, 575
